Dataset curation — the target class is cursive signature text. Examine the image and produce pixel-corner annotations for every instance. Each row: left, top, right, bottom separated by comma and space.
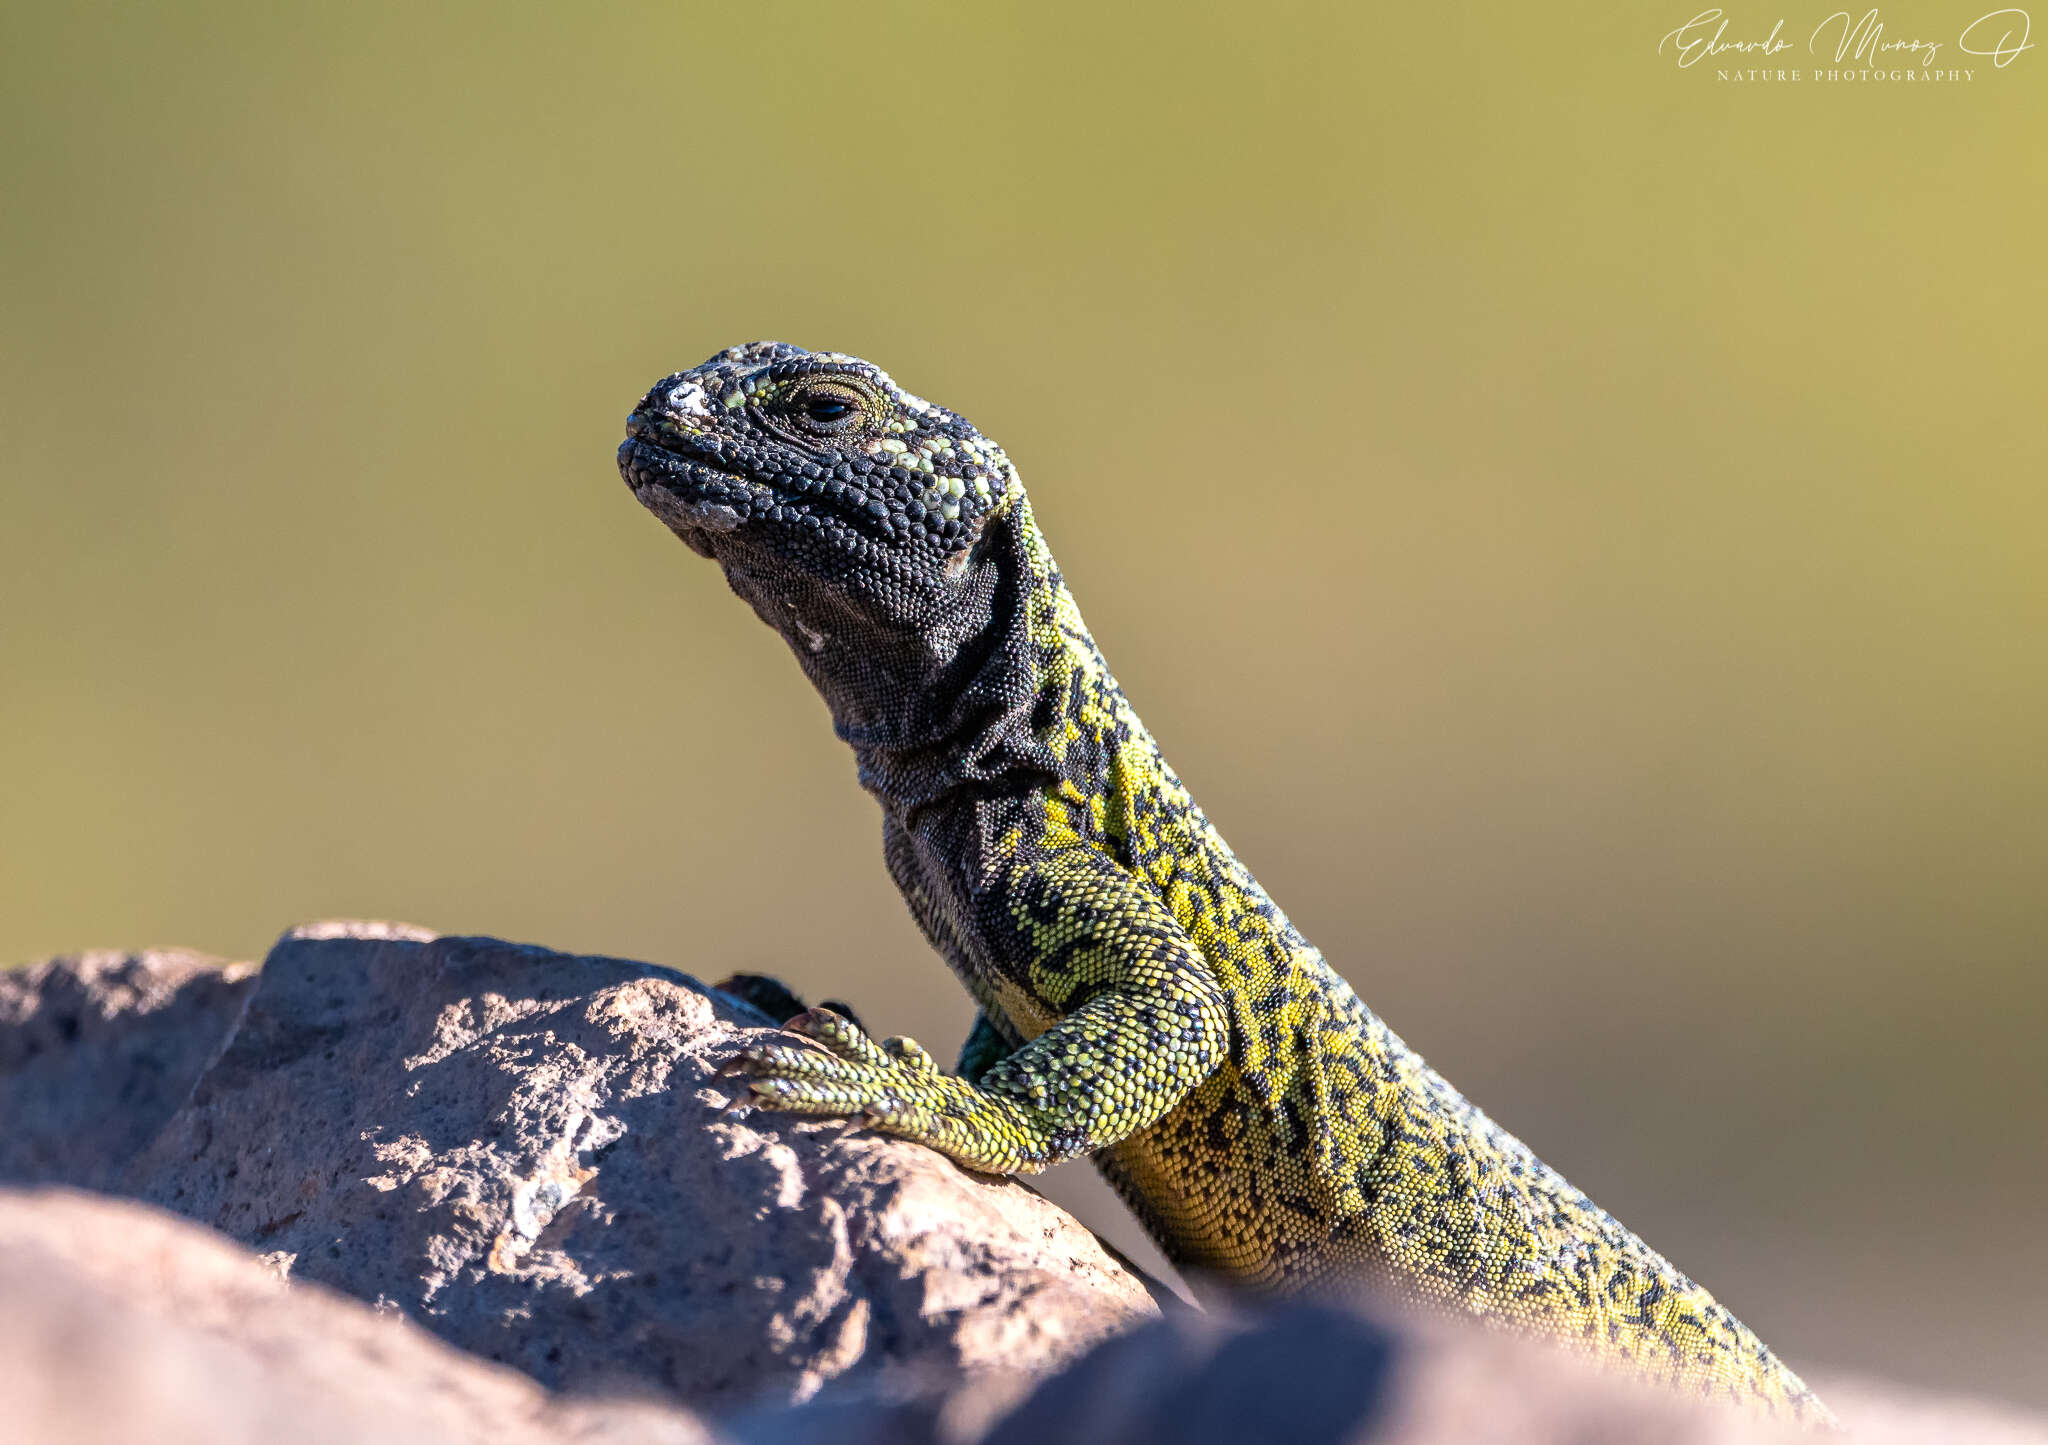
1659, 6, 2033, 72
1811, 9, 1943, 65
1959, 7, 2035, 63
1662, 11, 1795, 66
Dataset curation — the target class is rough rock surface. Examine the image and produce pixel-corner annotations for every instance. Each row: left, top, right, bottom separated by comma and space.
9, 1185, 2043, 1445
119, 922, 1156, 1409
7, 927, 2048, 1445
0, 948, 256, 1190
0, 1186, 713, 1445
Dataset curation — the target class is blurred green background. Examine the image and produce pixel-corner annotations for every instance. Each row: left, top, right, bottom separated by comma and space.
4, 0, 2042, 1405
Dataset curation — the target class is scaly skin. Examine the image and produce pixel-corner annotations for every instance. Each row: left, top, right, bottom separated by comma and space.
616, 342, 1833, 1425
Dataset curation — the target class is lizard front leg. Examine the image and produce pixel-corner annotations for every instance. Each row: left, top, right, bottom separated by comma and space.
719, 852, 1229, 1175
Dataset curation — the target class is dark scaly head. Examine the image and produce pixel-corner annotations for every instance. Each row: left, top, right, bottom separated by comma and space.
619, 342, 1038, 747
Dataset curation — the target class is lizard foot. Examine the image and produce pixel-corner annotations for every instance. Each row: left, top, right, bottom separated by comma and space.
717, 1006, 944, 1118
714, 1008, 1043, 1172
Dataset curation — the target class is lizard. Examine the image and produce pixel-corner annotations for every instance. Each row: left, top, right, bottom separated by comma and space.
615, 341, 1833, 1426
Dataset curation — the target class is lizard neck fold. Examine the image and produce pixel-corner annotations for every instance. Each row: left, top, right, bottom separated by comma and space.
830, 501, 1072, 819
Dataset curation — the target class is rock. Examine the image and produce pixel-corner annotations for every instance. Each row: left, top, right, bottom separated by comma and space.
0, 1186, 717, 1445
973, 1301, 1785, 1445
8, 925, 2047, 1445
119, 922, 1156, 1410
0, 948, 256, 1190
8, 1186, 2043, 1445
740, 1306, 2048, 1445
1817, 1377, 2048, 1445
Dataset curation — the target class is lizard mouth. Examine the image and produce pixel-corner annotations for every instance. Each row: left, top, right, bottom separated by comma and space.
616, 427, 752, 537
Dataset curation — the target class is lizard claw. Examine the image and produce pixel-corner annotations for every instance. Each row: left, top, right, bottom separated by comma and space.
717, 1019, 839, 1080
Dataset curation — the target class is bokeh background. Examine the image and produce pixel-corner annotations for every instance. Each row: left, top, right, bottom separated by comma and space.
4, 1, 2042, 1406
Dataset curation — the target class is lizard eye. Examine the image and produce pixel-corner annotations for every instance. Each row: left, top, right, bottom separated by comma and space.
787, 380, 872, 435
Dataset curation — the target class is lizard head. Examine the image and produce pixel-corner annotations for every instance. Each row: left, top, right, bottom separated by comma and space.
619, 343, 1031, 714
